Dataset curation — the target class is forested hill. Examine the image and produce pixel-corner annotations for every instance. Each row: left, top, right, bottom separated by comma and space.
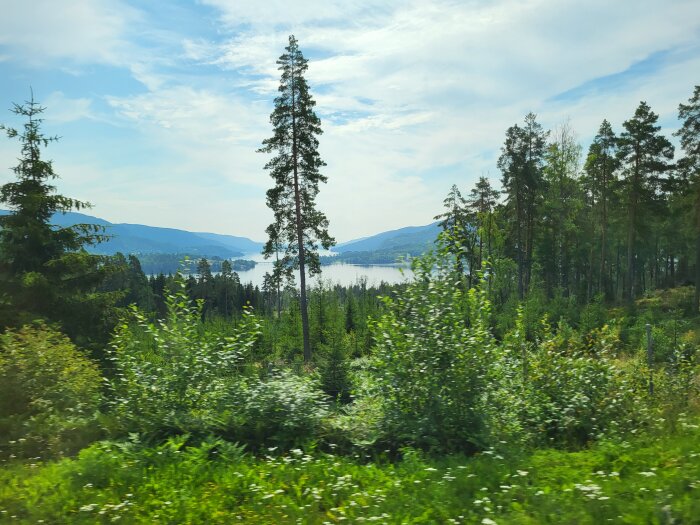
327, 222, 441, 263
0, 210, 263, 258
334, 222, 440, 253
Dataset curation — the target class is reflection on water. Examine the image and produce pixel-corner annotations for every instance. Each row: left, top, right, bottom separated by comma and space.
235, 252, 413, 288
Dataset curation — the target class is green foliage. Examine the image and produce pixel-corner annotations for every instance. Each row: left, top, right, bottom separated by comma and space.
371, 250, 496, 452
234, 370, 328, 449
434, 184, 475, 281
318, 336, 353, 404
2, 416, 700, 523
513, 320, 642, 447
579, 293, 608, 332
0, 95, 116, 346
0, 325, 103, 459
107, 273, 261, 438
618, 101, 675, 302
498, 112, 549, 298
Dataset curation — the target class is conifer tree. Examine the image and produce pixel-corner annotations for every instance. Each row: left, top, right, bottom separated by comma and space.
0, 94, 113, 344
259, 35, 335, 362
467, 176, 500, 270
583, 119, 619, 298
617, 102, 674, 302
675, 85, 700, 312
498, 113, 548, 298
434, 184, 473, 281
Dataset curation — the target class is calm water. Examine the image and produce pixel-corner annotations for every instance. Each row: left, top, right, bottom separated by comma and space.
234, 252, 413, 288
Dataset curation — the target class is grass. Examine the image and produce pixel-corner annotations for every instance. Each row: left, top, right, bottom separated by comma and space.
1, 415, 700, 524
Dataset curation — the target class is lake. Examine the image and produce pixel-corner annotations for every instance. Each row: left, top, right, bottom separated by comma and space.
234, 252, 414, 288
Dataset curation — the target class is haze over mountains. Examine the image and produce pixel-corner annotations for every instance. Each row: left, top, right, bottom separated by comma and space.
0, 210, 439, 260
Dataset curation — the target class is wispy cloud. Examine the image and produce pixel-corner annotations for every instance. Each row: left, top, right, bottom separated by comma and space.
0, 0, 140, 67
0, 0, 698, 241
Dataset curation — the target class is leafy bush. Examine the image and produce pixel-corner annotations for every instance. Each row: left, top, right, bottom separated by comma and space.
579, 293, 607, 332
0, 324, 103, 458
107, 275, 261, 438
505, 317, 643, 447
371, 251, 496, 452
234, 370, 328, 448
325, 357, 384, 450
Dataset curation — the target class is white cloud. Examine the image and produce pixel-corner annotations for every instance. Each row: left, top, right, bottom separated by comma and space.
2, 0, 698, 241
0, 0, 141, 67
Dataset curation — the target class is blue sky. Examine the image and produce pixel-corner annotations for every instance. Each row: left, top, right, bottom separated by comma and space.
1, 0, 699, 241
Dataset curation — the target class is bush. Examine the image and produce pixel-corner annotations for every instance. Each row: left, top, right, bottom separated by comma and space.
0, 324, 103, 458
325, 356, 384, 450
234, 370, 328, 449
506, 318, 643, 448
371, 251, 496, 453
107, 274, 261, 438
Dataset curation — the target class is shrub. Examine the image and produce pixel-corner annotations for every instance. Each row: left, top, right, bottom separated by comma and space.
510, 319, 642, 447
371, 251, 497, 453
234, 370, 328, 448
325, 357, 385, 450
0, 324, 103, 458
107, 274, 261, 438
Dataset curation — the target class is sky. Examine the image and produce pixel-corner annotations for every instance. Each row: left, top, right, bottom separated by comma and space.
0, 0, 699, 243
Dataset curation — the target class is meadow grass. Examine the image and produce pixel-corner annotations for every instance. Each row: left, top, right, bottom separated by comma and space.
1, 416, 699, 524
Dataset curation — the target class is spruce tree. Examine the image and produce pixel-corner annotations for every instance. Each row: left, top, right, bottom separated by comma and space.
0, 94, 112, 345
259, 35, 335, 362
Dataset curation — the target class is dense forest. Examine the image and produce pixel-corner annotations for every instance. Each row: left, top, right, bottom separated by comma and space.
1, 35, 699, 523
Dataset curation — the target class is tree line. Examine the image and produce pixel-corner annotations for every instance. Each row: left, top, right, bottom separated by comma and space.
0, 38, 698, 365
436, 88, 700, 315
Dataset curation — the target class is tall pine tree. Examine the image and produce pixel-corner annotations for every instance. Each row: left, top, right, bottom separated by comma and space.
498, 113, 548, 298
583, 119, 619, 298
675, 85, 700, 312
259, 35, 335, 362
617, 102, 674, 302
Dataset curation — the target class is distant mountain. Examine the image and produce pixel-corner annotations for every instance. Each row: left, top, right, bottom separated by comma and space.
0, 210, 264, 258
333, 222, 441, 255
1, 209, 440, 261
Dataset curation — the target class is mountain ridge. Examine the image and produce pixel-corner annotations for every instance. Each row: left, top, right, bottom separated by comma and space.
0, 210, 440, 260
0, 210, 263, 258
332, 222, 440, 254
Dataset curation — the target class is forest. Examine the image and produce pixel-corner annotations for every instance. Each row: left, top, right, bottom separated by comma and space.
1, 35, 700, 524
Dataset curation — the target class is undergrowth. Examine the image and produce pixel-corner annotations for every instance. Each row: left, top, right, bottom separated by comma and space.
1, 414, 699, 524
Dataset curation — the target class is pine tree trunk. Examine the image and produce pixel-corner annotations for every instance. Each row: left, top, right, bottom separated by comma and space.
695, 233, 700, 314
599, 168, 608, 298
291, 73, 312, 362
626, 159, 639, 303
275, 248, 282, 319
516, 197, 525, 299
616, 241, 621, 301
